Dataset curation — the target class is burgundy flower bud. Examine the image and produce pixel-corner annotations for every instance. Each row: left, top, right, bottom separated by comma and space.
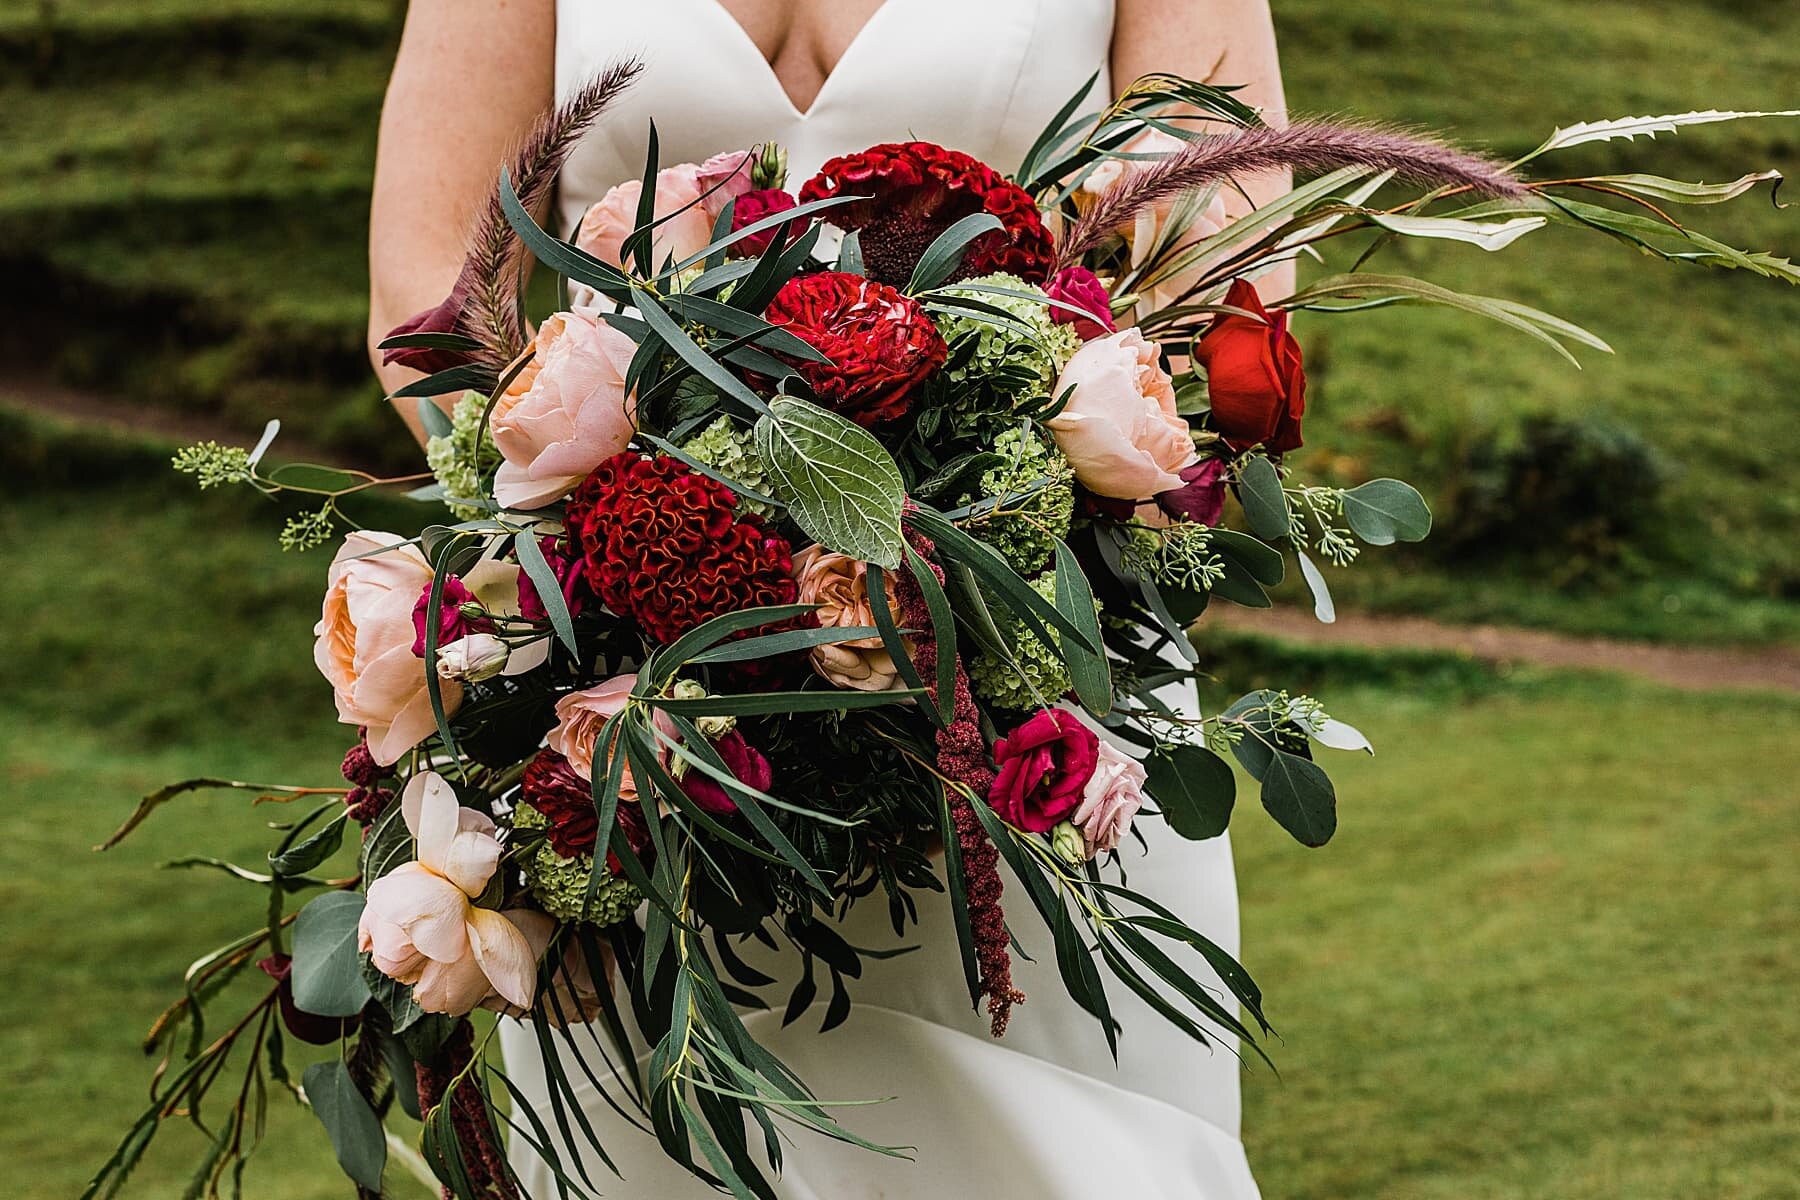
681, 730, 773, 815
258, 954, 356, 1045
380, 290, 474, 375
1157, 458, 1228, 526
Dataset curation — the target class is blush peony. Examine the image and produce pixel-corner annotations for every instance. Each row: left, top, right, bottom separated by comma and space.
315, 532, 462, 767
1047, 328, 1197, 500
761, 272, 947, 427
490, 309, 638, 510
575, 163, 715, 271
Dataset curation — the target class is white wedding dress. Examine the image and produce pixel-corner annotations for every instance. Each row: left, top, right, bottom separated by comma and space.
500, 2, 1260, 1196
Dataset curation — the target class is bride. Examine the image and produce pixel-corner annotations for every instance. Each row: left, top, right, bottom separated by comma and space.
369, 2, 1289, 1196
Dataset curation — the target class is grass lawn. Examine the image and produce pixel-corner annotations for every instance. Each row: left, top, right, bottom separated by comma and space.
4, 478, 1795, 1197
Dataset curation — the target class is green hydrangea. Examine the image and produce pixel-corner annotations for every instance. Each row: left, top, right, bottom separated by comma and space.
513, 805, 640, 927
968, 571, 1075, 712
425, 392, 501, 520
965, 426, 1075, 575
679, 415, 777, 519
930, 273, 1083, 437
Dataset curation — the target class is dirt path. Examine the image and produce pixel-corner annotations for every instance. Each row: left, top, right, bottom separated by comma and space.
10, 376, 1798, 694
1206, 607, 1800, 694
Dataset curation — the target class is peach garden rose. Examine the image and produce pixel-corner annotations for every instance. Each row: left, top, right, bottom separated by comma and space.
792, 545, 908, 691
314, 531, 461, 767
489, 308, 638, 510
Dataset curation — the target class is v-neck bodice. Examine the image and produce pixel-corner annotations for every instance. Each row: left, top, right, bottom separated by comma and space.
553, 0, 1115, 236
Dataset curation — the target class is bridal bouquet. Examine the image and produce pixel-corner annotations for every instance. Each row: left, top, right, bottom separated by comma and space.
92, 58, 1794, 1200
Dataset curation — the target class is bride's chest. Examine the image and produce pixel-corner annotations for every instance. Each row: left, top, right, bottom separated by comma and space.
554, 0, 1115, 222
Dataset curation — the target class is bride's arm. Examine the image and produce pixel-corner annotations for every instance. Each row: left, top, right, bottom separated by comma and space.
367, 0, 555, 443
1111, 0, 1294, 297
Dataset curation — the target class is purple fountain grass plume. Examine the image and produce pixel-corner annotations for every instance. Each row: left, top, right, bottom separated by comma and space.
1056, 119, 1530, 267
458, 58, 644, 366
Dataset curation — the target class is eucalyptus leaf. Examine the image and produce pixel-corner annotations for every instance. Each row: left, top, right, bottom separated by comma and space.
268, 815, 346, 876
1261, 751, 1337, 847
1236, 456, 1289, 541
754, 396, 907, 569
303, 1059, 386, 1191
1146, 744, 1236, 840
1297, 548, 1336, 624
291, 892, 372, 1018
417, 397, 455, 441
1341, 478, 1432, 545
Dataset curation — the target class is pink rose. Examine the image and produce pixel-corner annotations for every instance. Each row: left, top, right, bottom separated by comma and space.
1046, 266, 1116, 340
680, 729, 773, 815
490, 309, 637, 510
988, 709, 1101, 833
1070, 739, 1147, 857
1047, 328, 1197, 500
546, 674, 639, 786
694, 149, 758, 220
793, 545, 908, 691
358, 772, 538, 1015
315, 532, 463, 767
576, 163, 716, 271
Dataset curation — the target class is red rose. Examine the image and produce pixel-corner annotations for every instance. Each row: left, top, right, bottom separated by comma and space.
1196, 279, 1307, 454
988, 708, 1101, 833
729, 188, 807, 257
761, 272, 948, 426
680, 730, 773, 815
565, 453, 799, 645
799, 142, 1057, 286
1045, 266, 1116, 340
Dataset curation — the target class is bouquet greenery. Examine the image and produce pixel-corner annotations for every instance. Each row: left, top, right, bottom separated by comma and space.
92, 58, 1795, 1199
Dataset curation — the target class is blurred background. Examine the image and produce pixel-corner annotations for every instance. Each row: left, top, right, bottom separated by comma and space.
3, 2, 1796, 1196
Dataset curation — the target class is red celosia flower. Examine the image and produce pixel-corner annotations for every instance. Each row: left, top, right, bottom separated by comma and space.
799, 142, 1057, 286
730, 188, 807, 257
521, 748, 650, 873
565, 453, 799, 645
761, 271, 948, 427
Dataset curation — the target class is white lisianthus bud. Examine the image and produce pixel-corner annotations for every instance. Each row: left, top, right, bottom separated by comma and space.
1050, 820, 1087, 866
671, 679, 736, 738
436, 633, 510, 682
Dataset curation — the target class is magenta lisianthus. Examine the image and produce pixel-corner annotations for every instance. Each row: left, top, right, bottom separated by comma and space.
729, 188, 806, 257
682, 730, 773, 815
411, 576, 489, 658
515, 535, 588, 621
1046, 266, 1116, 341
988, 708, 1101, 832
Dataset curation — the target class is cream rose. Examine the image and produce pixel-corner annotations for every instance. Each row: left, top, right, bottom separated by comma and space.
575, 163, 717, 271
793, 546, 908, 692
1046, 328, 1196, 500
314, 531, 461, 766
1071, 739, 1148, 857
489, 309, 637, 510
